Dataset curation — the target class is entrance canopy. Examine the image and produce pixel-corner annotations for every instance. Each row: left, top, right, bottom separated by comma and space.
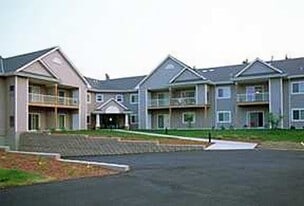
94, 98, 130, 114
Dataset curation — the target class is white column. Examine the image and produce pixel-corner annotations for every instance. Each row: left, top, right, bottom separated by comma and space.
96, 114, 100, 129
125, 114, 129, 129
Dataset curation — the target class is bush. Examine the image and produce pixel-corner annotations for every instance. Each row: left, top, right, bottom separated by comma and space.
290, 125, 296, 130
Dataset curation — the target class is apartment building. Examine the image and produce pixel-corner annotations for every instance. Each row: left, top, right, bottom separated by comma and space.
1, 47, 304, 148
0, 47, 89, 149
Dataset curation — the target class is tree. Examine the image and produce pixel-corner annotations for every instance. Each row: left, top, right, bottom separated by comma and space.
267, 113, 283, 129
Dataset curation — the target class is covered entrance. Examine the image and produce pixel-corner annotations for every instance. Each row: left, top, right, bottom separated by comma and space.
93, 98, 130, 129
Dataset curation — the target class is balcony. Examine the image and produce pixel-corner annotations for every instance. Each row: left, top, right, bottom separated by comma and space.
170, 97, 196, 107
148, 98, 170, 109
237, 92, 269, 106
29, 93, 79, 108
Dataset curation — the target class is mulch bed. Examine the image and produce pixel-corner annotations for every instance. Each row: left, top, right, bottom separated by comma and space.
0, 151, 119, 181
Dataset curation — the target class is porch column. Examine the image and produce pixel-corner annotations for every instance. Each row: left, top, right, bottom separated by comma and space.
96, 114, 100, 129
125, 114, 129, 129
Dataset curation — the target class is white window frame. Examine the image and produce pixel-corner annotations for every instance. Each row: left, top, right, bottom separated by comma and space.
130, 114, 138, 124
96, 93, 104, 103
182, 112, 196, 124
115, 94, 124, 103
291, 108, 304, 121
291, 81, 304, 94
217, 111, 231, 123
130, 94, 138, 104
87, 93, 91, 103
216, 86, 231, 99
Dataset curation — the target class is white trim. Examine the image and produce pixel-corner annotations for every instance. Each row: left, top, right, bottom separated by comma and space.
145, 90, 149, 129
247, 111, 264, 128
182, 112, 196, 124
291, 108, 304, 122
15, 47, 59, 73
291, 81, 304, 94
135, 55, 190, 89
216, 111, 231, 124
26, 79, 29, 131
268, 79, 272, 113
204, 84, 208, 104
78, 87, 82, 130
216, 86, 231, 99
195, 85, 198, 104
14, 76, 18, 133
115, 94, 124, 103
96, 93, 104, 103
38, 59, 59, 79
235, 58, 283, 78
28, 113, 41, 131
97, 98, 129, 111
130, 93, 138, 104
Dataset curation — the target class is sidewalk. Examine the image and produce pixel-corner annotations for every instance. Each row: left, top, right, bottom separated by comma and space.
117, 130, 258, 150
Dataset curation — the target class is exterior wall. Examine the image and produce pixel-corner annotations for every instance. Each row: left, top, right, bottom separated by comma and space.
269, 78, 283, 128
215, 84, 235, 128
196, 84, 206, 105
139, 58, 185, 129
237, 106, 269, 128
289, 78, 304, 128
0, 78, 6, 136
171, 109, 206, 129
42, 51, 87, 130
241, 61, 276, 76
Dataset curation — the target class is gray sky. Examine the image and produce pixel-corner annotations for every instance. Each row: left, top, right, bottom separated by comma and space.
1, 0, 304, 79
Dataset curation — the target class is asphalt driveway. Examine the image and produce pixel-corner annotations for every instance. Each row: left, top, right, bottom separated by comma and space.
1, 150, 304, 206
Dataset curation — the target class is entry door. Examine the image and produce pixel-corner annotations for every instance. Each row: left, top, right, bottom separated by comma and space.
58, 114, 66, 129
157, 114, 169, 129
248, 112, 264, 128
28, 113, 40, 130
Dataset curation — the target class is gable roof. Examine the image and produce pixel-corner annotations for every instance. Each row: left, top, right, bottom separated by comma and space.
86, 75, 146, 91
136, 55, 191, 88
234, 58, 283, 78
2, 47, 57, 73
170, 67, 206, 84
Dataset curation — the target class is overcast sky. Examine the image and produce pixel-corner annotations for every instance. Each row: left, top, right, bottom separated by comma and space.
1, 0, 304, 79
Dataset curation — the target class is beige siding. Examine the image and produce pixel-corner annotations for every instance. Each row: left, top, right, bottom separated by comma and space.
16, 77, 28, 133
23, 62, 54, 78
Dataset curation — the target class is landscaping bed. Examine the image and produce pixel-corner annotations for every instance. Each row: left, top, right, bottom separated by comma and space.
0, 150, 118, 188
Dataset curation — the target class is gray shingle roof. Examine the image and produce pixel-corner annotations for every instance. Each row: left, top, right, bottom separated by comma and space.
86, 75, 146, 91
2, 47, 56, 73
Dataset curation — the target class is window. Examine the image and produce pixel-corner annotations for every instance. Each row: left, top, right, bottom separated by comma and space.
182, 112, 195, 124
87, 93, 91, 103
130, 114, 138, 124
86, 115, 91, 124
130, 94, 138, 104
217, 111, 231, 123
9, 116, 14, 128
28, 113, 40, 130
292, 82, 304, 94
96, 94, 104, 103
216, 86, 231, 99
116, 94, 124, 103
9, 85, 15, 92
292, 109, 304, 121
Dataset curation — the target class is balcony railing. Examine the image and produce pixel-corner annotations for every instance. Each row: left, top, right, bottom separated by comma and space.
237, 92, 269, 103
148, 98, 170, 107
171, 97, 196, 106
29, 93, 79, 107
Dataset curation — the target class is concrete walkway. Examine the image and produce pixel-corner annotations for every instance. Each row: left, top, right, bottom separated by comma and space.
117, 130, 257, 150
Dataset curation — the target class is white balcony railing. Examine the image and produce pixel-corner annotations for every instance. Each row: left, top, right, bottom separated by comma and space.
29, 93, 79, 107
171, 97, 196, 106
237, 92, 269, 103
148, 98, 170, 107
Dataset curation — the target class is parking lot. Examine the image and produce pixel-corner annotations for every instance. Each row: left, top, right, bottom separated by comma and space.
1, 150, 304, 206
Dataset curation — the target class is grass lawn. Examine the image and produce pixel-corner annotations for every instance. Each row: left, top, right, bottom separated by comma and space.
139, 129, 304, 142
0, 168, 45, 188
56, 129, 304, 142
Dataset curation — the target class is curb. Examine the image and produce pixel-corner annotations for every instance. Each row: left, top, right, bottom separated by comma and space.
0, 146, 130, 172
